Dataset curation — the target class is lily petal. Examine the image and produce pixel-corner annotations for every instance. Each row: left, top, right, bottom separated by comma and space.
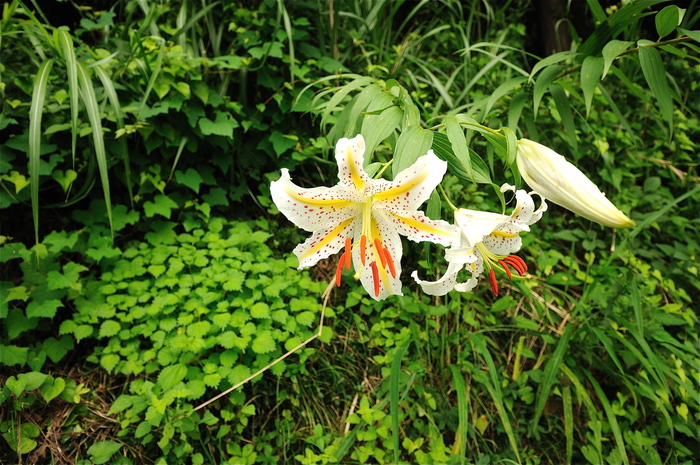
371, 151, 447, 212
336, 135, 371, 191
293, 217, 356, 268
271, 169, 362, 232
353, 216, 403, 300
411, 261, 463, 296
380, 209, 459, 246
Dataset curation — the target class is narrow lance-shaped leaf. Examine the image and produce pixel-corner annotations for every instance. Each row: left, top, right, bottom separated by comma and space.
638, 41, 675, 132
76, 62, 113, 237
580, 56, 604, 117
392, 126, 433, 178
533, 65, 563, 119
550, 83, 579, 154
445, 116, 473, 181
601, 40, 633, 79
29, 58, 55, 243
360, 105, 403, 160
54, 29, 79, 168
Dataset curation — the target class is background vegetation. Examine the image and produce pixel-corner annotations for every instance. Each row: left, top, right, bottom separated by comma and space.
1, 0, 698, 464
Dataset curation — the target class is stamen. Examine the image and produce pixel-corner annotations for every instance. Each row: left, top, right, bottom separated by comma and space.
343, 237, 352, 270
489, 269, 498, 296
498, 260, 512, 279
374, 238, 387, 268
344, 236, 351, 256
360, 235, 367, 265
335, 255, 345, 287
503, 255, 527, 275
370, 261, 380, 296
383, 248, 396, 278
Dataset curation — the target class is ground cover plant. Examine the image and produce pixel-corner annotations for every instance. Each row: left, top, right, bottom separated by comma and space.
1, 0, 699, 464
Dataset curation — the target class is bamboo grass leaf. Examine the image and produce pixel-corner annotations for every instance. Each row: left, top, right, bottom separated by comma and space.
445, 116, 473, 181
655, 5, 683, 39
76, 62, 113, 238
28, 58, 54, 243
507, 92, 528, 131
602, 40, 633, 78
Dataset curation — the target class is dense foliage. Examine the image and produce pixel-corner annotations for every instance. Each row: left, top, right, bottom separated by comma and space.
1, 0, 699, 464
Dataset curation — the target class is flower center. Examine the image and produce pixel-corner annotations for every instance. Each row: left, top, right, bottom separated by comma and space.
335, 200, 396, 296
475, 242, 528, 297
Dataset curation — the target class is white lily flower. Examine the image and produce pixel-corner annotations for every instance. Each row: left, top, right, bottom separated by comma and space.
517, 139, 635, 229
271, 134, 459, 300
412, 184, 547, 296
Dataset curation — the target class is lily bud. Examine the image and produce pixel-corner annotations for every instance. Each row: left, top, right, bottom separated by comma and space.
516, 139, 635, 229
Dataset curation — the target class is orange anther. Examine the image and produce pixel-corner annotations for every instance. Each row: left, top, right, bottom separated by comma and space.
498, 260, 512, 279
374, 238, 387, 268
370, 261, 380, 296
360, 235, 367, 265
335, 255, 345, 287
488, 269, 499, 297
384, 248, 396, 278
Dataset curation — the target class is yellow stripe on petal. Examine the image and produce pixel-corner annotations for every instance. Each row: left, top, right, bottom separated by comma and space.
299, 218, 354, 260
491, 229, 519, 238
285, 187, 356, 208
373, 172, 429, 201
347, 146, 365, 190
390, 211, 452, 236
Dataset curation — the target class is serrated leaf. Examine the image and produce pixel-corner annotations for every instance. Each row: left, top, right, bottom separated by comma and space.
148, 264, 166, 277
198, 111, 238, 138
107, 394, 135, 415
143, 195, 178, 219
26, 299, 63, 319
99, 320, 121, 338
655, 5, 682, 39
250, 302, 270, 319
228, 364, 251, 385
4, 286, 29, 302
602, 40, 633, 78
296, 311, 316, 327
251, 330, 275, 354
580, 56, 604, 117
87, 440, 122, 465
174, 168, 204, 194
0, 344, 29, 366
223, 270, 245, 291
392, 125, 433, 178
158, 364, 188, 391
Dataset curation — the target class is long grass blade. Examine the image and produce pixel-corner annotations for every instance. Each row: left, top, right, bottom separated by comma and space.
449, 365, 468, 461
583, 370, 630, 465
54, 30, 79, 168
76, 62, 113, 237
530, 323, 574, 436
28, 58, 55, 243
390, 338, 411, 465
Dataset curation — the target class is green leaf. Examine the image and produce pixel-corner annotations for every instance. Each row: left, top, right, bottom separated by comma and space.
29, 58, 55, 243
174, 168, 204, 194
507, 92, 528, 131
26, 299, 63, 319
108, 395, 135, 415
5, 376, 28, 397
39, 376, 66, 402
20, 371, 48, 391
533, 65, 563, 119
360, 105, 403, 159
602, 40, 633, 78
580, 56, 604, 117
198, 111, 238, 138
2, 170, 30, 193
432, 133, 490, 184
3, 286, 29, 302
392, 125, 433, 178
445, 117, 472, 181
99, 320, 121, 338
550, 84, 578, 153
655, 5, 682, 39
144, 195, 178, 219
157, 363, 188, 391
0, 345, 29, 366
390, 338, 411, 464
42, 336, 73, 363
250, 302, 270, 319
251, 330, 276, 354
638, 42, 675, 130
269, 131, 297, 157
87, 440, 122, 465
